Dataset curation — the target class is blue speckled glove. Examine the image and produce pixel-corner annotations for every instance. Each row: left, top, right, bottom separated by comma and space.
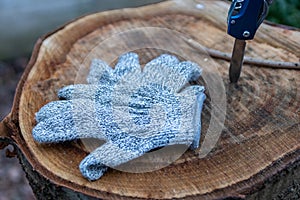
32, 53, 206, 181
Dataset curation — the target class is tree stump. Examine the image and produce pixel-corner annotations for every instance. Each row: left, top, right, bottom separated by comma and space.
0, 0, 299, 199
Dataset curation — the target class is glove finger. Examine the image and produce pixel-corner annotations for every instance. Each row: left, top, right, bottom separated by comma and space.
114, 52, 141, 80
142, 55, 201, 92
176, 61, 202, 81
178, 85, 205, 97
35, 100, 71, 123
33, 99, 106, 143
141, 54, 179, 91
33, 110, 79, 143
79, 141, 142, 181
164, 61, 202, 93
87, 59, 113, 84
143, 54, 179, 77
36, 100, 95, 122
58, 84, 99, 100
79, 154, 108, 181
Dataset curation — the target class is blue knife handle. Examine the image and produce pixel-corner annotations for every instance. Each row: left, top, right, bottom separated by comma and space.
227, 0, 271, 40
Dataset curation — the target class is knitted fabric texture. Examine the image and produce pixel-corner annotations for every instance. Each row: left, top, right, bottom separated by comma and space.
32, 52, 206, 181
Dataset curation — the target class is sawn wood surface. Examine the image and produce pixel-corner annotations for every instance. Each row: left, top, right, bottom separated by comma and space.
0, 0, 299, 199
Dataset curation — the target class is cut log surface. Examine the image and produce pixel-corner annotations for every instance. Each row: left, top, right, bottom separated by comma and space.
1, 0, 300, 199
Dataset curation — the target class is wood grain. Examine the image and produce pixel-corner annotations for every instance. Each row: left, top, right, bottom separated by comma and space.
0, 0, 299, 199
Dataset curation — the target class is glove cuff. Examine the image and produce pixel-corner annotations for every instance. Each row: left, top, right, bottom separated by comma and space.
190, 92, 206, 150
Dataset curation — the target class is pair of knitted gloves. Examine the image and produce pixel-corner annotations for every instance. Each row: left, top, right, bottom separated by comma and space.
32, 53, 206, 181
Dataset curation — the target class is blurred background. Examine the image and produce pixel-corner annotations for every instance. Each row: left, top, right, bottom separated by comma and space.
0, 0, 299, 199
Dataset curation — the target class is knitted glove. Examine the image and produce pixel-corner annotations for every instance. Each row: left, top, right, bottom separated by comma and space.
33, 52, 206, 181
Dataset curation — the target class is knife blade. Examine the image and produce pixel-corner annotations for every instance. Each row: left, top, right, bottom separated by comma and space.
227, 0, 272, 83
229, 39, 246, 83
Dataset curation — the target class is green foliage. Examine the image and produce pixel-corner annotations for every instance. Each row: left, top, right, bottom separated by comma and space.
267, 0, 300, 28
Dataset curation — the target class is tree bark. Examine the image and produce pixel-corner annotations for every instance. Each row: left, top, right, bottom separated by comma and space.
0, 0, 299, 199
